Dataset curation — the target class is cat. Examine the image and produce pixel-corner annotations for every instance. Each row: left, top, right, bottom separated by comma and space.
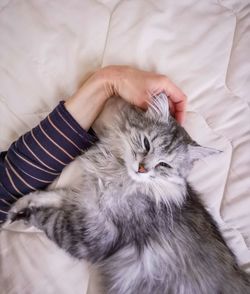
7, 93, 250, 294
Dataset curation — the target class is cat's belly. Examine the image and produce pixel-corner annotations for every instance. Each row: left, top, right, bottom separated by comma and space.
99, 242, 187, 294
99, 240, 225, 294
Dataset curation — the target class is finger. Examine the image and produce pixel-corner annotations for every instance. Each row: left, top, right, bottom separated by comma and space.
175, 108, 186, 124
164, 96, 185, 124
173, 98, 186, 124
139, 100, 149, 111
162, 77, 186, 102
161, 78, 187, 124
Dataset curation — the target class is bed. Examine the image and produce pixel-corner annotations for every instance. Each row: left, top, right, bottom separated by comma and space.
0, 0, 249, 293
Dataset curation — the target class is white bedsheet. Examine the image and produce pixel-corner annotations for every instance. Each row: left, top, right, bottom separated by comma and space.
0, 0, 250, 293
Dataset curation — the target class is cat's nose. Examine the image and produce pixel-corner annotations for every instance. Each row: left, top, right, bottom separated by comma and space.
138, 163, 148, 173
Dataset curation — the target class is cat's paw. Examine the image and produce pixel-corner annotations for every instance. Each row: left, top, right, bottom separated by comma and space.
7, 193, 39, 223
8, 206, 35, 223
7, 190, 63, 224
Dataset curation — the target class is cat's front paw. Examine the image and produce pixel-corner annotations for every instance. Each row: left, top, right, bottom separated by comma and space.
8, 193, 38, 224
7, 190, 63, 224
8, 206, 35, 223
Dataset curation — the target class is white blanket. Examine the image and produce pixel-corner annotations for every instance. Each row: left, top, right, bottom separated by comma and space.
0, 0, 250, 293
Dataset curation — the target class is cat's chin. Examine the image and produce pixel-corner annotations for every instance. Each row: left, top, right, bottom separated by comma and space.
127, 169, 153, 183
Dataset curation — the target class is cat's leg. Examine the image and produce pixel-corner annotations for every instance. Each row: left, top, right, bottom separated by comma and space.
7, 190, 118, 262
8, 190, 63, 223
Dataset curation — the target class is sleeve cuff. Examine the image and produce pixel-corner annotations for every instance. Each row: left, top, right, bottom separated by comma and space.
58, 101, 98, 148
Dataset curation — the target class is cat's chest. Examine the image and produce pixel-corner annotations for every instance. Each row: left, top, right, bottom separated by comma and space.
84, 171, 136, 199
83, 172, 171, 232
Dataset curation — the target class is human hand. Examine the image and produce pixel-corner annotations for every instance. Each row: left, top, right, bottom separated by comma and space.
99, 65, 187, 124
65, 65, 186, 130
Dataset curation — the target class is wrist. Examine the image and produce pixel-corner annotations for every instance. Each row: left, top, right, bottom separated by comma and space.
65, 72, 109, 130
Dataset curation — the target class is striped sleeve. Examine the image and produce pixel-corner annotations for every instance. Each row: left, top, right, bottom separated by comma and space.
0, 101, 97, 223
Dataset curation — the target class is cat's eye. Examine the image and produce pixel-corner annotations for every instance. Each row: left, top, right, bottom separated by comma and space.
157, 162, 172, 169
144, 137, 150, 152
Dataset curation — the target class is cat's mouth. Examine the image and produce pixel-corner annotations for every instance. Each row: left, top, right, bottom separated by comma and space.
128, 165, 152, 183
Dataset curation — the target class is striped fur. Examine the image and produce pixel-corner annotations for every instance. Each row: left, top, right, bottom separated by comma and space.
7, 94, 250, 293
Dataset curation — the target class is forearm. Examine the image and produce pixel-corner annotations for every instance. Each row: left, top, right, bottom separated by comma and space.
0, 70, 112, 223
0, 102, 97, 223
64, 69, 111, 130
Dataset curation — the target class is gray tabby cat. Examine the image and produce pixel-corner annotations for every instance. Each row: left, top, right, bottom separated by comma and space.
8, 93, 250, 294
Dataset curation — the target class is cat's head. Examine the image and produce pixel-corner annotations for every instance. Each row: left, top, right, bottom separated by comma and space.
114, 93, 219, 204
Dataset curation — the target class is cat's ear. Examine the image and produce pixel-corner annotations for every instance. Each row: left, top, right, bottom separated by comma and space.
188, 144, 222, 164
146, 92, 170, 121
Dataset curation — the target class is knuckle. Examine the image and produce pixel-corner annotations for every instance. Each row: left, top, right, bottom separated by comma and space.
182, 94, 187, 101
159, 74, 168, 82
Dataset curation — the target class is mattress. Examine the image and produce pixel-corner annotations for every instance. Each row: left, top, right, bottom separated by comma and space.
0, 0, 249, 293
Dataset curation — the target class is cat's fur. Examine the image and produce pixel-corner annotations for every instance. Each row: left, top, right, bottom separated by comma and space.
8, 93, 250, 294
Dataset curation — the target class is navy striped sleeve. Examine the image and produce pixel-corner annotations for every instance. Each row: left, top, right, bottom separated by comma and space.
0, 101, 97, 223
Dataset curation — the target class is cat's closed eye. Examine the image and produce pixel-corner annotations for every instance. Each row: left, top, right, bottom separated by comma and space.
156, 162, 172, 169
144, 137, 150, 152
